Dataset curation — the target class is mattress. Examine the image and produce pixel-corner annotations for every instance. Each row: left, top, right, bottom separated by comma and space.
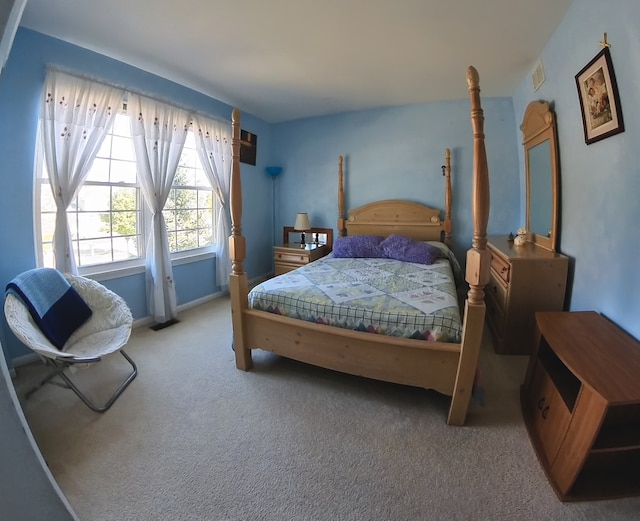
249, 246, 463, 343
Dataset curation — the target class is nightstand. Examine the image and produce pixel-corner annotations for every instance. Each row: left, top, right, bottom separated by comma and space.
273, 243, 327, 275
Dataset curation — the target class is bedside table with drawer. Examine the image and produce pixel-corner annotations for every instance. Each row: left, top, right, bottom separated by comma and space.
273, 243, 327, 275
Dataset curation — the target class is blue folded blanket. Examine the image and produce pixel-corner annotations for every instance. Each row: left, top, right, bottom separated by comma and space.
6, 268, 93, 350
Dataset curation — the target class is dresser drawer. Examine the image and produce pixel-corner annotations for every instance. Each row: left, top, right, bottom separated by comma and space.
490, 252, 510, 283
487, 272, 507, 312
485, 289, 505, 339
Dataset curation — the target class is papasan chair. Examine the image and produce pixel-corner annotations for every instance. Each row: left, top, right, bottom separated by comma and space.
4, 270, 137, 412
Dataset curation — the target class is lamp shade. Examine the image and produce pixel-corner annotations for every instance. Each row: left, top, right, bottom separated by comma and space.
294, 212, 311, 231
265, 166, 282, 177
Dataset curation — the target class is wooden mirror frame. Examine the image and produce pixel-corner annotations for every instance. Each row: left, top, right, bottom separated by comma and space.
521, 100, 559, 252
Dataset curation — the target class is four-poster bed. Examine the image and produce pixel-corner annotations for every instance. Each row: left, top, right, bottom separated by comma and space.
228, 66, 490, 426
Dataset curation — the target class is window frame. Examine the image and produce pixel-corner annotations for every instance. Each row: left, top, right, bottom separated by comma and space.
34, 109, 218, 280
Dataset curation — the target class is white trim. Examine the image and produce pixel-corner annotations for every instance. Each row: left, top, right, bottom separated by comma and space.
172, 249, 215, 265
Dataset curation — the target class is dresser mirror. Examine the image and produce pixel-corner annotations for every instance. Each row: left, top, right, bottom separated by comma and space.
521, 100, 559, 252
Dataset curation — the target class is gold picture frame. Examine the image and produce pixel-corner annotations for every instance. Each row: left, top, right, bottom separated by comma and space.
575, 47, 624, 145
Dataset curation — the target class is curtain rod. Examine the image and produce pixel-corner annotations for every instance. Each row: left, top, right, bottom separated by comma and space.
44, 65, 231, 126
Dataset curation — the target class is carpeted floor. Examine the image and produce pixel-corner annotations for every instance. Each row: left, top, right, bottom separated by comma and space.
12, 296, 640, 521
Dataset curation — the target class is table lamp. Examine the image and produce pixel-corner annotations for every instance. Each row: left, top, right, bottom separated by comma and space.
294, 212, 311, 247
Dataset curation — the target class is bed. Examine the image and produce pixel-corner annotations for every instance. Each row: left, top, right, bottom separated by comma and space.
228, 66, 490, 425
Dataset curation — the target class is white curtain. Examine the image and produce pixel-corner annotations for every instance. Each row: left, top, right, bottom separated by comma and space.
192, 114, 233, 289
128, 93, 191, 323
40, 70, 125, 273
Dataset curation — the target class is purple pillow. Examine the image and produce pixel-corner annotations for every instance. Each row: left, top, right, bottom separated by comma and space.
332, 235, 384, 258
379, 234, 440, 265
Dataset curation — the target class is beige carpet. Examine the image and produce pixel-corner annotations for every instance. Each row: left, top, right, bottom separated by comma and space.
13, 296, 640, 521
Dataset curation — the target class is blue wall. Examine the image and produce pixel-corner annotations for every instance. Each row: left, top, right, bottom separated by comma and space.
513, 0, 640, 340
271, 99, 520, 262
0, 28, 273, 361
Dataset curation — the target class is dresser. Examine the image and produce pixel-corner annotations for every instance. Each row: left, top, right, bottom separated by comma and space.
522, 311, 640, 501
485, 236, 568, 355
273, 243, 327, 275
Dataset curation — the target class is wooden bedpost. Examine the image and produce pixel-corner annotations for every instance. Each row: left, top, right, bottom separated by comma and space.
229, 107, 252, 370
337, 155, 346, 237
447, 66, 491, 426
443, 148, 453, 246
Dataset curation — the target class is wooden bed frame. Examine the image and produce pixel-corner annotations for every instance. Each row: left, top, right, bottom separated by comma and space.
228, 66, 490, 426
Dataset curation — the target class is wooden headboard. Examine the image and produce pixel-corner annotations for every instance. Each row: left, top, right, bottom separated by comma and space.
337, 149, 452, 245
344, 200, 444, 241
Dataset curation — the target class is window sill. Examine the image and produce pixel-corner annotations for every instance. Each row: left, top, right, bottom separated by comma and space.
84, 250, 216, 282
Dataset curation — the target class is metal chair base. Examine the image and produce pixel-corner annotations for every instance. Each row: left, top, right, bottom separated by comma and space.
26, 350, 138, 413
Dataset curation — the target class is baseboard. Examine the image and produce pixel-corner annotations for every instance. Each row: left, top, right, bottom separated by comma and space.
12, 352, 39, 369
132, 290, 228, 329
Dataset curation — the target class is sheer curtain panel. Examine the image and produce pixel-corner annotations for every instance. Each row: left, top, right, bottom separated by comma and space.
40, 70, 125, 273
128, 94, 191, 324
192, 115, 233, 289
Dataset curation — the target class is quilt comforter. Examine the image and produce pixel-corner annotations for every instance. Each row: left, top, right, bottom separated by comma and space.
249, 246, 463, 343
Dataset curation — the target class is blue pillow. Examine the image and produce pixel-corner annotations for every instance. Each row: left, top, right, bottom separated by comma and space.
379, 234, 440, 265
332, 235, 385, 258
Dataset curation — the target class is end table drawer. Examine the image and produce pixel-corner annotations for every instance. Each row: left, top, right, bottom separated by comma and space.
276, 251, 310, 265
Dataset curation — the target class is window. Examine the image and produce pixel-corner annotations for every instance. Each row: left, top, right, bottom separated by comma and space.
163, 131, 216, 254
37, 112, 217, 273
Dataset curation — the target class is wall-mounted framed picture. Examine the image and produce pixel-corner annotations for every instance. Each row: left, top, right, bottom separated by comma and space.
240, 129, 257, 165
575, 47, 624, 145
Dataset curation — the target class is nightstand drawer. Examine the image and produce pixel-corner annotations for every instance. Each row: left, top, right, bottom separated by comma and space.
273, 243, 327, 277
275, 251, 312, 265
490, 252, 510, 283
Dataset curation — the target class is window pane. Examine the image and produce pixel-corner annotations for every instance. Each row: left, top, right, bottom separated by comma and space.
198, 209, 213, 228
78, 238, 113, 266
42, 242, 54, 268
112, 211, 138, 239
167, 231, 177, 253
112, 186, 137, 211
95, 136, 112, 159
184, 130, 195, 148
176, 209, 197, 230
40, 184, 57, 212
174, 166, 196, 187
112, 113, 129, 136
77, 185, 111, 211
198, 190, 212, 208
111, 136, 134, 161
180, 147, 197, 170
78, 212, 110, 239
177, 230, 198, 251
110, 159, 137, 184
41, 213, 56, 242
68, 214, 78, 240
86, 157, 110, 182
163, 209, 176, 231
113, 235, 138, 261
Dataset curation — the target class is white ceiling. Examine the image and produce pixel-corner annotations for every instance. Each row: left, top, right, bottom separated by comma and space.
19, 0, 572, 123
